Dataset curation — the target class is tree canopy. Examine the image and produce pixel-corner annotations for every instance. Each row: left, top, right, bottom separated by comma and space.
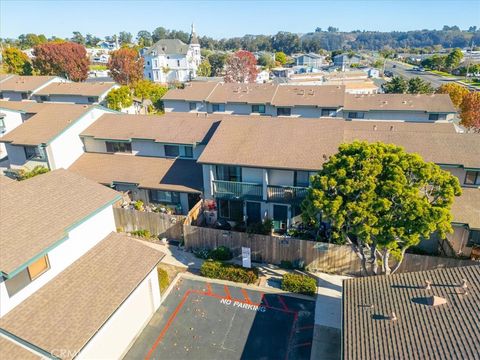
105, 86, 133, 111
383, 76, 433, 94
2, 47, 32, 75
459, 92, 480, 132
436, 83, 470, 108
302, 141, 461, 276
132, 80, 168, 113
32, 42, 89, 81
224, 50, 258, 83
197, 59, 212, 77
108, 48, 144, 85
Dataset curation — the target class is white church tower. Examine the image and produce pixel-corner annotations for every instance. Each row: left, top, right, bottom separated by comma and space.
187, 23, 201, 79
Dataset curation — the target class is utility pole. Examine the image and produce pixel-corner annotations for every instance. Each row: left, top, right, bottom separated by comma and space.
465, 40, 474, 81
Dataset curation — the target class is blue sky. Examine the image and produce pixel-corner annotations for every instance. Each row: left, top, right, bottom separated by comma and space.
1, 0, 479, 39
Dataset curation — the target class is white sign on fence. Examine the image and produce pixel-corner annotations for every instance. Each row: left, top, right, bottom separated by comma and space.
242, 247, 251, 268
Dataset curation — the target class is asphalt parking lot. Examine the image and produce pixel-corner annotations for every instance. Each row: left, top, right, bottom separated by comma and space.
124, 277, 316, 360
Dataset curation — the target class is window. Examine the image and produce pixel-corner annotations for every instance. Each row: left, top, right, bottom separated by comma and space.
165, 145, 180, 157
464, 171, 480, 185
183, 146, 193, 158
27, 255, 50, 280
216, 165, 242, 182
0, 118, 5, 131
177, 60, 181, 67
87, 97, 96, 103
147, 61, 150, 66
212, 103, 225, 112
252, 104, 266, 114
321, 108, 337, 117
277, 107, 291, 116
189, 102, 197, 111
148, 72, 152, 79
39, 96, 49, 102
467, 230, 480, 248
0, 93, 3, 99
21, 93, 28, 100
294, 171, 310, 187
149, 190, 180, 204
24, 146, 45, 160
348, 112, 364, 119
154, 60, 158, 67
218, 199, 243, 221
429, 113, 439, 121
105, 141, 132, 153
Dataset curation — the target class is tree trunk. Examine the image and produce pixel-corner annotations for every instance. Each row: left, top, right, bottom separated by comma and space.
383, 250, 391, 276
344, 234, 370, 276
391, 248, 408, 274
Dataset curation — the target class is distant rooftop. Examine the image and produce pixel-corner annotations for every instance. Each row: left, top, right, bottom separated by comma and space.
0, 75, 59, 93
34, 81, 117, 97
343, 265, 480, 360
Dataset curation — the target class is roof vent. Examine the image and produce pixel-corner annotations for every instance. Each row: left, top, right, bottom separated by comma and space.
322, 154, 328, 161
424, 280, 431, 290
402, 100, 407, 104
389, 312, 397, 321
426, 295, 448, 306
460, 279, 468, 290
390, 125, 394, 131
373, 125, 377, 131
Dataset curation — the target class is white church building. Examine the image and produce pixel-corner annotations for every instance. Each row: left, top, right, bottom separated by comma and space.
142, 24, 201, 83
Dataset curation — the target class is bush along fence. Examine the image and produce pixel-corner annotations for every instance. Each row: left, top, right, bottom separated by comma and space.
183, 224, 476, 276
113, 207, 185, 240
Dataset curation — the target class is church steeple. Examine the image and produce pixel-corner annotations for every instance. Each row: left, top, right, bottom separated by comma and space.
189, 23, 199, 45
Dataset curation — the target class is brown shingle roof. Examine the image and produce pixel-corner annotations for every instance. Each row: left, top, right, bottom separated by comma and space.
0, 75, 58, 92
343, 265, 480, 360
0, 102, 96, 145
198, 116, 474, 171
81, 113, 221, 144
0, 174, 15, 185
271, 85, 345, 107
0, 232, 164, 359
69, 152, 203, 193
0, 169, 120, 275
163, 82, 219, 101
207, 83, 278, 104
451, 187, 480, 228
344, 93, 456, 113
34, 82, 116, 97
0, 337, 41, 359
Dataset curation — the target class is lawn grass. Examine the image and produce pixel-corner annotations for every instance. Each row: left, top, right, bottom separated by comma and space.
89, 64, 107, 71
429, 70, 457, 78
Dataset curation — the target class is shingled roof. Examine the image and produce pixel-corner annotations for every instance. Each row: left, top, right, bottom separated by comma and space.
343, 265, 480, 360
34, 82, 117, 97
0, 75, 59, 93
0, 232, 164, 359
0, 169, 120, 276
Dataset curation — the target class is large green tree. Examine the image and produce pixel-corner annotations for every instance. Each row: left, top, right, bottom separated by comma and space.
302, 141, 461, 276
105, 86, 133, 111
382, 76, 408, 93
2, 47, 33, 75
132, 80, 168, 113
445, 48, 463, 70
207, 52, 228, 76
407, 77, 434, 94
197, 59, 212, 77
108, 48, 144, 85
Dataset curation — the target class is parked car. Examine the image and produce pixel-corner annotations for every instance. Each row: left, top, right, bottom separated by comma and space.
384, 70, 393, 77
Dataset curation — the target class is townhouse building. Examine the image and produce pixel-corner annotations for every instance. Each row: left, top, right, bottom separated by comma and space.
0, 102, 115, 171
198, 116, 479, 239
69, 112, 221, 214
0, 170, 164, 359
32, 81, 118, 105
162, 82, 457, 122
0, 75, 63, 101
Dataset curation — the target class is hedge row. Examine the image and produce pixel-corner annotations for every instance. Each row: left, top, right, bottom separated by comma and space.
281, 273, 317, 296
158, 268, 170, 292
200, 261, 258, 284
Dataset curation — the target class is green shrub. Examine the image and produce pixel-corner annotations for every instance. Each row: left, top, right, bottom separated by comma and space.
130, 229, 151, 238
281, 273, 317, 296
133, 200, 144, 211
17, 166, 49, 181
193, 247, 211, 259
246, 219, 273, 235
158, 268, 169, 292
209, 246, 233, 261
200, 261, 258, 284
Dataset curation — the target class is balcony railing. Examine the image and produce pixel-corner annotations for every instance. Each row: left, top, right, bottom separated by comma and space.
267, 185, 308, 204
212, 180, 263, 200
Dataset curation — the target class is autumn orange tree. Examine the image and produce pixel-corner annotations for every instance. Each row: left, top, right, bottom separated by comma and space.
108, 48, 144, 85
224, 50, 258, 83
33, 42, 89, 81
436, 83, 470, 108
460, 92, 480, 132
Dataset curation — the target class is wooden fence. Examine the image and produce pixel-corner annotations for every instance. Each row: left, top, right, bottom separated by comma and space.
114, 208, 185, 240
183, 225, 476, 276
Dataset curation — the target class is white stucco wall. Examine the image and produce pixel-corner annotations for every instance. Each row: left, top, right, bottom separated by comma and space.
47, 107, 110, 169
0, 205, 115, 317
77, 268, 161, 360
132, 140, 165, 157
341, 110, 453, 122
0, 110, 24, 158
82, 137, 107, 153
163, 100, 199, 113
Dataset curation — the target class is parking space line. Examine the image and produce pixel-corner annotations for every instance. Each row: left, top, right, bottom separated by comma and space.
145, 289, 192, 360
261, 293, 270, 307
206, 282, 213, 295
278, 295, 289, 311
241, 288, 252, 304
292, 342, 312, 348
285, 313, 299, 360
223, 285, 232, 299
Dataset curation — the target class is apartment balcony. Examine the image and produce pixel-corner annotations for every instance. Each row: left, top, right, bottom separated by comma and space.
212, 180, 263, 200
267, 185, 308, 204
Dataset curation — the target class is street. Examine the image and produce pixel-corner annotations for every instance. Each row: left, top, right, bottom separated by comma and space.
384, 60, 457, 88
